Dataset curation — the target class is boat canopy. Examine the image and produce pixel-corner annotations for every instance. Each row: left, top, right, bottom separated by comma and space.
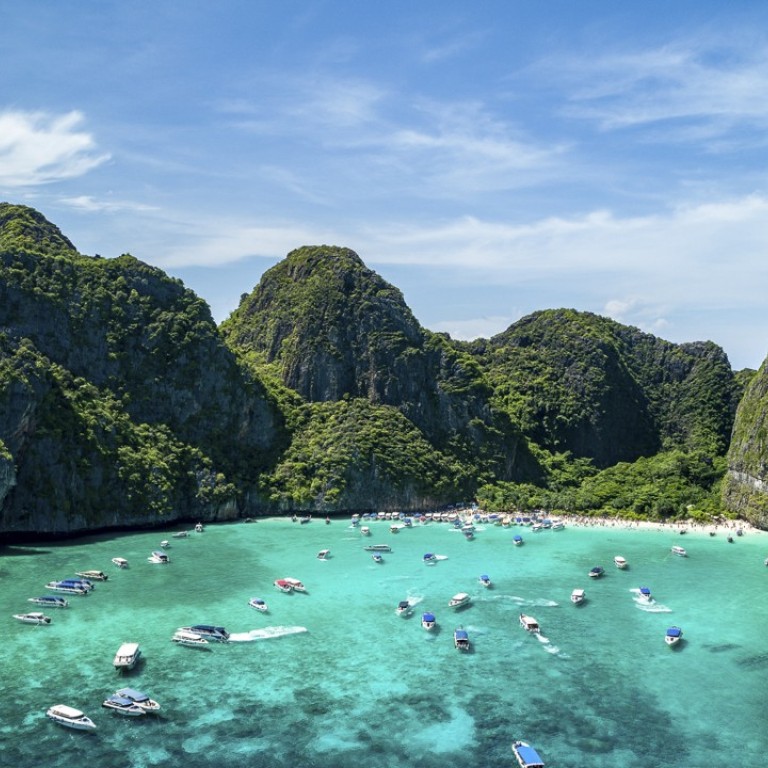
116, 688, 149, 701
666, 627, 683, 637
106, 696, 134, 706
640, 587, 651, 595
398, 601, 410, 609
515, 742, 545, 767
422, 612, 436, 621
480, 574, 490, 580
454, 629, 469, 640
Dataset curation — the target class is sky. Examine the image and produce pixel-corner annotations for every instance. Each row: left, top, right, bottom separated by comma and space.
1, 2, 768, 370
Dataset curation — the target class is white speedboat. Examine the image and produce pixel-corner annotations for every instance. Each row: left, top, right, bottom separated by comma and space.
671, 545, 687, 557
422, 553, 437, 563
479, 574, 492, 588
75, 570, 108, 581
372, 553, 383, 563
111, 557, 129, 568
454, 627, 470, 651
172, 530, 189, 539
588, 566, 605, 578
194, 522, 204, 532
114, 687, 161, 712
570, 588, 585, 605
178, 624, 229, 642
46, 704, 97, 731
159, 540, 170, 548
13, 612, 51, 625
316, 549, 330, 560
512, 739, 546, 768
519, 614, 540, 633
113, 642, 141, 671
28, 595, 68, 608
639, 586, 653, 602
613, 556, 628, 569
448, 592, 471, 609
421, 612, 437, 630
249, 597, 268, 612
396, 600, 412, 617
360, 526, 371, 536
171, 629, 210, 648
148, 550, 170, 564
101, 695, 146, 716
45, 579, 90, 595
665, 626, 683, 646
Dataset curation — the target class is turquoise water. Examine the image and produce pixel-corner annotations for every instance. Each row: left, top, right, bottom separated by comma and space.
2, 518, 768, 767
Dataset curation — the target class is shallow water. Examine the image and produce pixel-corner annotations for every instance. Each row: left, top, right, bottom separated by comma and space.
2, 518, 767, 767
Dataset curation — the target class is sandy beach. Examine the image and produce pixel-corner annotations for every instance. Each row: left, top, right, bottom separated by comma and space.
554, 513, 764, 536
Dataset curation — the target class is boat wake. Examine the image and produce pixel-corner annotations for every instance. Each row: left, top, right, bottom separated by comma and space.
536, 634, 561, 655
228, 626, 308, 642
434, 555, 449, 561
636, 602, 671, 614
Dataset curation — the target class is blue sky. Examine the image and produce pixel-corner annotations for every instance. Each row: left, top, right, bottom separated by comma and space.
2, 2, 768, 370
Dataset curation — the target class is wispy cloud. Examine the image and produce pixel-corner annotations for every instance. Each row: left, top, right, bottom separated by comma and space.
61, 195, 157, 213
0, 110, 109, 187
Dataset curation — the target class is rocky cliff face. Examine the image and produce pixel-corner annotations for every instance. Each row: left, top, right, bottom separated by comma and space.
0, 204, 285, 535
723, 357, 768, 526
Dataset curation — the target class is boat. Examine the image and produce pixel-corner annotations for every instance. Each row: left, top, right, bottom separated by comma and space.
512, 739, 546, 768
550, 520, 565, 530
13, 612, 51, 625
111, 557, 129, 568
479, 574, 492, 588
665, 626, 684, 647
172, 530, 189, 539
519, 614, 540, 633
613, 556, 628, 569
249, 597, 268, 612
570, 588, 585, 605
372, 553, 383, 563
75, 570, 108, 581
148, 550, 170, 564
390, 524, 400, 533
671, 545, 687, 557
114, 687, 161, 712
101, 695, 146, 716
113, 642, 141, 671
396, 600, 412, 617
423, 553, 437, 563
44, 579, 90, 595
274, 579, 293, 592
513, 535, 524, 546
448, 592, 471, 609
194, 522, 204, 532
639, 586, 653, 602
453, 628, 470, 651
46, 704, 97, 731
588, 566, 605, 578
159, 540, 170, 548
363, 544, 391, 552
299, 515, 312, 524
421, 612, 437, 630
178, 624, 229, 642
28, 595, 68, 608
316, 549, 331, 560
360, 526, 371, 536
283, 577, 306, 592
171, 629, 210, 648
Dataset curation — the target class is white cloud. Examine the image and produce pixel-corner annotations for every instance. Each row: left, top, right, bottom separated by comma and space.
61, 195, 157, 213
0, 110, 109, 187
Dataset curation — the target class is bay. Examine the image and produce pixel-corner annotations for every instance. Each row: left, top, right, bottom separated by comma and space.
1, 517, 767, 767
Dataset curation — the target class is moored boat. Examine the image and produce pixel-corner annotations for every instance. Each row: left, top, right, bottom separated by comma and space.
114, 687, 161, 712
448, 592, 471, 609
46, 704, 97, 731
360, 526, 371, 536
588, 566, 605, 578
421, 612, 436, 630
171, 629, 210, 648
44, 579, 90, 595
512, 739, 545, 768
570, 588, 585, 605
453, 627, 470, 651
194, 522, 204, 532
113, 642, 142, 671
172, 530, 189, 539
274, 579, 293, 593
13, 612, 51, 625
249, 597, 268, 612
519, 614, 540, 633
111, 557, 129, 568
75, 570, 108, 581
372, 553, 383, 563
316, 549, 331, 560
363, 544, 391, 552
613, 556, 628, 569
665, 626, 683, 647
101, 695, 146, 716
28, 595, 68, 608
283, 577, 306, 592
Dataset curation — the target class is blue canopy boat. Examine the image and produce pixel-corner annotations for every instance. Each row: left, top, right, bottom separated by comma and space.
588, 566, 605, 578
479, 574, 491, 587
513, 535, 524, 546
421, 612, 436, 630
665, 626, 683, 647
453, 628, 470, 651
512, 739, 545, 768
423, 553, 437, 563
639, 586, 652, 601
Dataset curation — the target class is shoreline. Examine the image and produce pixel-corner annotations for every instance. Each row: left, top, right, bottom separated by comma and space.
553, 513, 765, 537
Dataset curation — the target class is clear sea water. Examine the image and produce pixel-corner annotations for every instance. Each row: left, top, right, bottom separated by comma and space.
2, 517, 767, 767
